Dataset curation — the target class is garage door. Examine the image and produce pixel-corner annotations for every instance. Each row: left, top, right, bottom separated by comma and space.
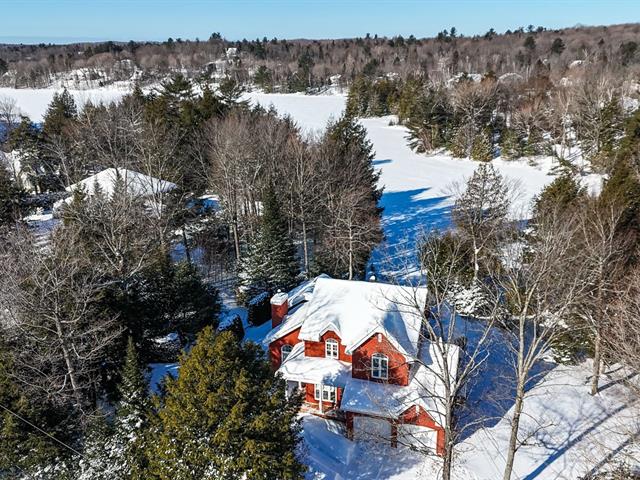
397, 424, 438, 451
353, 415, 392, 442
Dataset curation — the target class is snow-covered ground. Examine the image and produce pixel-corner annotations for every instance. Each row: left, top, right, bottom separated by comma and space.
7, 88, 632, 480
0, 87, 130, 122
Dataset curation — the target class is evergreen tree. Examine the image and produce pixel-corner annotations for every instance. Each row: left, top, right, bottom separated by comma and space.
453, 163, 510, 279
77, 411, 115, 480
0, 342, 73, 474
406, 86, 452, 152
0, 165, 24, 225
43, 88, 78, 137
147, 328, 305, 480
7, 116, 58, 193
239, 186, 299, 299
500, 127, 522, 159
533, 173, 585, 217
550, 38, 566, 55
470, 128, 494, 162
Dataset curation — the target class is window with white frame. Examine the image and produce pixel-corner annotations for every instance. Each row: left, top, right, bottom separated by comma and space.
325, 338, 339, 358
281, 344, 293, 361
314, 384, 336, 402
371, 353, 389, 379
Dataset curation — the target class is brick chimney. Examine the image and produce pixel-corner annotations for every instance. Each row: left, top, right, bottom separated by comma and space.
270, 291, 289, 328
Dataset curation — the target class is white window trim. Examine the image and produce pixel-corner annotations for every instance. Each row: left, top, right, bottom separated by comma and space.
325, 339, 339, 359
314, 384, 336, 402
281, 344, 293, 361
371, 353, 389, 380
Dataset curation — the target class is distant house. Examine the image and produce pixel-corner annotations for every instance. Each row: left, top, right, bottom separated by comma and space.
264, 276, 460, 456
54, 167, 177, 211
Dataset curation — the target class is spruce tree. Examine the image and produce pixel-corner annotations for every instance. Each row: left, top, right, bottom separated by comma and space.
470, 129, 494, 162
43, 88, 78, 137
0, 342, 72, 474
533, 173, 585, 217
0, 165, 23, 225
239, 186, 299, 299
112, 337, 151, 479
147, 328, 305, 480
500, 127, 522, 159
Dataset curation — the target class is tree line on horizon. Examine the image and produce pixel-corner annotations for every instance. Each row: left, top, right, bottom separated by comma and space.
1, 22, 639, 91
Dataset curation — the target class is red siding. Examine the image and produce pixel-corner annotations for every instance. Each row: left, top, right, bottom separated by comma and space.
304, 330, 352, 362
400, 405, 445, 456
268, 327, 301, 369
351, 333, 410, 386
303, 383, 342, 410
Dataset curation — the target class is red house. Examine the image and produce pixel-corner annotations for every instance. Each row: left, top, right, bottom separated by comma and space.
264, 276, 460, 456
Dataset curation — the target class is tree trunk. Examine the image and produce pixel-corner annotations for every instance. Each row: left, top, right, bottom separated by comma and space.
502, 383, 525, 480
472, 237, 480, 281
54, 317, 83, 409
182, 227, 192, 265
591, 330, 602, 396
302, 219, 309, 274
232, 218, 241, 261
442, 424, 454, 480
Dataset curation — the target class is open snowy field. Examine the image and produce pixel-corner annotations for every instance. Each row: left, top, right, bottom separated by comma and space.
5, 88, 633, 480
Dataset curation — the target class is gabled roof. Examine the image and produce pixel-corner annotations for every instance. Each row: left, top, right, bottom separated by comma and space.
66, 168, 177, 198
297, 278, 427, 358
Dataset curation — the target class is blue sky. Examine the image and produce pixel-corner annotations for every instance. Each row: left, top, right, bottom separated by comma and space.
1, 0, 639, 44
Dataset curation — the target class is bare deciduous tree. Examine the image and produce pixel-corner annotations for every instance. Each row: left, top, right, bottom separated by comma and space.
0, 228, 122, 415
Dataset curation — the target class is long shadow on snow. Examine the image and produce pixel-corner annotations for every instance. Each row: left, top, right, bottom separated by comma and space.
455, 319, 555, 443
371, 188, 452, 279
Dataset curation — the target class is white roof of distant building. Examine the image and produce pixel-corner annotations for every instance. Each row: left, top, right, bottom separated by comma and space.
66, 167, 176, 198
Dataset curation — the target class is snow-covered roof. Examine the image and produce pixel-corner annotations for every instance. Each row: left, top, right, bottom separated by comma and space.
262, 274, 331, 346
297, 278, 427, 358
263, 302, 309, 346
340, 341, 460, 426
66, 168, 177, 198
276, 342, 352, 388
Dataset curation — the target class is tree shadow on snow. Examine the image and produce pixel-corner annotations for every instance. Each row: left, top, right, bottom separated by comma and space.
372, 188, 452, 280
455, 323, 556, 443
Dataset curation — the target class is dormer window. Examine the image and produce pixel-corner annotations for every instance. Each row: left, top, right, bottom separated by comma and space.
325, 339, 339, 358
281, 344, 293, 361
371, 353, 388, 379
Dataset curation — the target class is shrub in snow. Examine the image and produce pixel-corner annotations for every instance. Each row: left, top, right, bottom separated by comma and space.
448, 280, 491, 317
246, 291, 271, 326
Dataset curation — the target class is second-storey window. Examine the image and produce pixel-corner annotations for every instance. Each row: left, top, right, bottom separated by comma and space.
314, 384, 336, 402
371, 353, 389, 379
325, 339, 339, 358
281, 344, 293, 361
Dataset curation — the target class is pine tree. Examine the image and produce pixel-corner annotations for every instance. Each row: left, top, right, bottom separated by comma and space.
0, 341, 73, 475
147, 328, 305, 480
239, 186, 299, 299
77, 411, 115, 480
43, 88, 78, 137
112, 337, 151, 478
0, 165, 23, 225
500, 127, 522, 159
533, 173, 585, 217
470, 129, 494, 162
453, 163, 510, 279
449, 126, 469, 158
